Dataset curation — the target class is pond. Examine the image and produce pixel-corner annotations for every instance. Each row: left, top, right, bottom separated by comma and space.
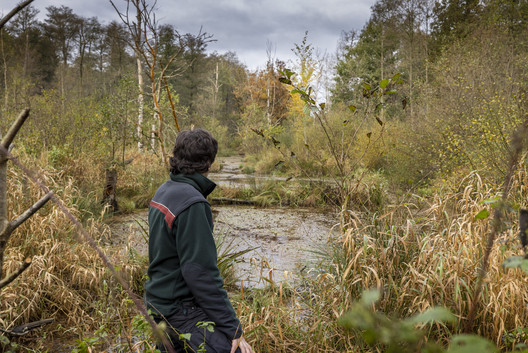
107, 156, 340, 287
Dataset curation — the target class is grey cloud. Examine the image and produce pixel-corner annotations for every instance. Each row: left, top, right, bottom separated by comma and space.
1, 0, 375, 70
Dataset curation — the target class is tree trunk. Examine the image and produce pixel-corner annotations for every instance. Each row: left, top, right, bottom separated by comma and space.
135, 0, 144, 152
102, 168, 118, 212
151, 124, 156, 153
0, 144, 8, 280
136, 55, 144, 151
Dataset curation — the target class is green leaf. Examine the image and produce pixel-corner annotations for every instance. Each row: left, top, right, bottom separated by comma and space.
363, 83, 371, 90
375, 103, 383, 111
474, 209, 490, 220
179, 333, 192, 341
447, 334, 497, 353
361, 289, 380, 306
406, 307, 456, 325
300, 94, 313, 104
348, 105, 357, 113
363, 330, 377, 345
366, 132, 372, 139
385, 89, 397, 95
503, 256, 524, 269
279, 77, 292, 85
319, 103, 326, 110
521, 260, 528, 275
392, 73, 402, 81
343, 120, 349, 126
291, 89, 303, 95
483, 196, 500, 205
379, 79, 389, 89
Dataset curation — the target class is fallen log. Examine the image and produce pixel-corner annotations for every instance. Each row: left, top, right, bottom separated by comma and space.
210, 197, 256, 205
0, 318, 54, 336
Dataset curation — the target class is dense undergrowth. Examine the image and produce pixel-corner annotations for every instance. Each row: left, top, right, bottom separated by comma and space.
2, 146, 528, 352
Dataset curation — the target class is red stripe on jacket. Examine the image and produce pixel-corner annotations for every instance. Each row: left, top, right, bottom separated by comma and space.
150, 200, 176, 229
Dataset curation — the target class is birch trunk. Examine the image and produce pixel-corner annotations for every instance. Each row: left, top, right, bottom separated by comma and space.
136, 55, 144, 151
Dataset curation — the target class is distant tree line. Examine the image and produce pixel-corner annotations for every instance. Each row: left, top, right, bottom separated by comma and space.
1, 0, 527, 184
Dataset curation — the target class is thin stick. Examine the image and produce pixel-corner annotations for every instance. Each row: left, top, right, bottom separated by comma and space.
7, 191, 53, 234
1, 109, 30, 151
0, 257, 31, 290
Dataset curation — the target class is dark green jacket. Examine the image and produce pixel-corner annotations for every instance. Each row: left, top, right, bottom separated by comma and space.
145, 173, 242, 339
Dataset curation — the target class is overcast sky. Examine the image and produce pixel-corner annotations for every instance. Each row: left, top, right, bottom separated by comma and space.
1, 0, 376, 71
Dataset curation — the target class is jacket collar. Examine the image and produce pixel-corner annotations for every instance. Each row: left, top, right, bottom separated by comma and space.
169, 172, 216, 197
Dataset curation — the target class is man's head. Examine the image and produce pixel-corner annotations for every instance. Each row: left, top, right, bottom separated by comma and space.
170, 128, 218, 175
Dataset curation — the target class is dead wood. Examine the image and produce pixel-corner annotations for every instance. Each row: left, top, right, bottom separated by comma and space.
0, 257, 31, 290
0, 318, 54, 336
0, 0, 35, 31
7, 191, 53, 235
0, 109, 30, 152
211, 197, 256, 205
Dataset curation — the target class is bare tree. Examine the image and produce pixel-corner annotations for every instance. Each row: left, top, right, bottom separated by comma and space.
110, 0, 147, 152
111, 0, 212, 166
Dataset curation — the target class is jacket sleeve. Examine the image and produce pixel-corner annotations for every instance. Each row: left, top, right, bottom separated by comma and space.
174, 202, 243, 339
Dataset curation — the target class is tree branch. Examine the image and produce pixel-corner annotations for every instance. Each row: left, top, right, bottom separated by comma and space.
0, 0, 35, 30
1, 108, 30, 150
0, 257, 31, 290
8, 191, 53, 235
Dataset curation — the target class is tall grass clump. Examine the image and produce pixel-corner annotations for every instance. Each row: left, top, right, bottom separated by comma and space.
333, 169, 528, 347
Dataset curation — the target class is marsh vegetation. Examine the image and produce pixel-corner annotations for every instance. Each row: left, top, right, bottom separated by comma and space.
2, 0, 528, 352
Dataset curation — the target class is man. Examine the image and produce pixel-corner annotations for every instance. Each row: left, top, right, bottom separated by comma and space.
145, 129, 254, 353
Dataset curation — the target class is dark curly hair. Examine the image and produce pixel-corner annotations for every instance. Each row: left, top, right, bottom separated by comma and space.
169, 129, 218, 175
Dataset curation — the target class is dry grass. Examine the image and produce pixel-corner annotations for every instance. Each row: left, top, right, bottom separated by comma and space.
3, 150, 528, 352
233, 167, 528, 352
0, 155, 147, 349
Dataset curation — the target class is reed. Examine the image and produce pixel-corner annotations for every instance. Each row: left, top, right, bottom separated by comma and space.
233, 167, 528, 352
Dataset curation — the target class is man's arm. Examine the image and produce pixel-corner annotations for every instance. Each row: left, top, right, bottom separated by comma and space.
175, 202, 243, 339
231, 336, 254, 353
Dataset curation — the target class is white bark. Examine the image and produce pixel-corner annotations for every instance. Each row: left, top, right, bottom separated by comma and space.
137, 56, 144, 151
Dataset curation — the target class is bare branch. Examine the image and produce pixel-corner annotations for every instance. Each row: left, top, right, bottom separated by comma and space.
8, 191, 53, 235
0, 257, 31, 290
1, 108, 30, 150
0, 0, 35, 30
